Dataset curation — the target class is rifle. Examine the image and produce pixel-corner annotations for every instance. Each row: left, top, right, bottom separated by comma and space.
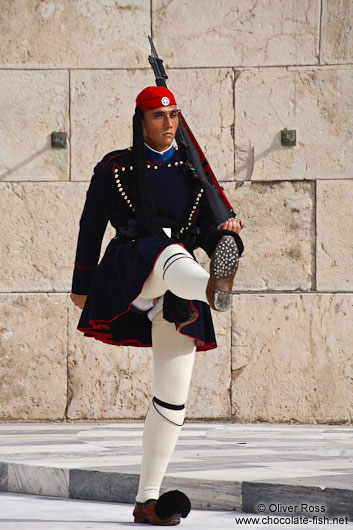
148, 36, 236, 227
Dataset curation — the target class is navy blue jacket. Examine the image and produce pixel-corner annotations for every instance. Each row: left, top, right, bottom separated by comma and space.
71, 144, 243, 351
72, 144, 216, 295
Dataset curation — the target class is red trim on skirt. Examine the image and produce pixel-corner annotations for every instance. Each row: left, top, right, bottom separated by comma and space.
78, 326, 216, 352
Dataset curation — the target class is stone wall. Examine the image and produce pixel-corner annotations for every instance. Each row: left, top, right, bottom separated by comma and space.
0, 0, 352, 423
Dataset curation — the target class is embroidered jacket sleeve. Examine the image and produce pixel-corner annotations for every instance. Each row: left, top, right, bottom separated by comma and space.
71, 162, 116, 295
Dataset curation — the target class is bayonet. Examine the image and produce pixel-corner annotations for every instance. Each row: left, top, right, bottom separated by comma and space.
148, 35, 168, 86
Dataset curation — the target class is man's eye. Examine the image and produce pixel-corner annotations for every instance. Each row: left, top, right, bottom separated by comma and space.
153, 112, 178, 119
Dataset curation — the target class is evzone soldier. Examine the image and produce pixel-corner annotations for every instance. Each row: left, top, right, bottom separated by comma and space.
70, 86, 245, 525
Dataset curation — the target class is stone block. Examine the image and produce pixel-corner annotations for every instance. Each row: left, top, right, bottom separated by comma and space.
321, 0, 353, 64
234, 67, 353, 180
161, 476, 242, 511
317, 180, 353, 291
70, 469, 242, 510
71, 68, 234, 181
0, 1, 150, 68
8, 463, 69, 497
0, 462, 8, 491
188, 311, 231, 419
0, 182, 114, 292
70, 469, 139, 503
71, 69, 151, 181
0, 71, 69, 181
220, 180, 314, 291
169, 69, 234, 180
67, 299, 153, 420
67, 300, 231, 420
231, 293, 353, 423
243, 482, 353, 518
0, 294, 67, 420
152, 0, 320, 67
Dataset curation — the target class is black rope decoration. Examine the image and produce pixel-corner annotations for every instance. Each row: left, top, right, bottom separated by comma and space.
131, 107, 194, 325
132, 107, 172, 242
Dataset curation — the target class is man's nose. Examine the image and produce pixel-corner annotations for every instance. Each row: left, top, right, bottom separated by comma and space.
164, 115, 173, 127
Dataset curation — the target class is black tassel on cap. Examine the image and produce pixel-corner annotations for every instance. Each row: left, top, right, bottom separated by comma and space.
132, 106, 194, 325
132, 107, 171, 242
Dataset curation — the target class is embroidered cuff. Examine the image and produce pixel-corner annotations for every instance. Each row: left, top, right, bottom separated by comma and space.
202, 228, 244, 258
71, 263, 98, 295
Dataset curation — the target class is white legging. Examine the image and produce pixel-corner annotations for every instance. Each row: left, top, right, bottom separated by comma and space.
138, 243, 209, 304
135, 244, 209, 503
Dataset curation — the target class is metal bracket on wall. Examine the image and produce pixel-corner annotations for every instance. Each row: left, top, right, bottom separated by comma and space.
51, 132, 67, 148
281, 128, 296, 147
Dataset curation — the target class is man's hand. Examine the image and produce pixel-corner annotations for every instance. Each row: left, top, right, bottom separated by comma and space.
220, 218, 245, 234
70, 293, 87, 309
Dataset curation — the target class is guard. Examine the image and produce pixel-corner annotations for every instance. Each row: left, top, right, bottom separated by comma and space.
70, 85, 245, 525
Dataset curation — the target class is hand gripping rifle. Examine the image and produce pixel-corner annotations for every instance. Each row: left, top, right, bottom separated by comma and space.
148, 36, 236, 227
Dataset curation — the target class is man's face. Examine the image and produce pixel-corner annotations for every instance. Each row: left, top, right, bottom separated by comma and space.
142, 105, 179, 152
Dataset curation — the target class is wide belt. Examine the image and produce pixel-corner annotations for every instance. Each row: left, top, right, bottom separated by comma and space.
114, 225, 201, 249
116, 226, 174, 239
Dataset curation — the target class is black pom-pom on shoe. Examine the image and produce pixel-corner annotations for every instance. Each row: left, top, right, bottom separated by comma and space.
155, 490, 191, 520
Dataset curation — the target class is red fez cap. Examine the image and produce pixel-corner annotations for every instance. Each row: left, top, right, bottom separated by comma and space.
136, 86, 177, 112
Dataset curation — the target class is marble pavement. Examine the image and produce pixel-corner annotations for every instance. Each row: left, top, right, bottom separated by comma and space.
0, 422, 352, 519
1, 492, 353, 530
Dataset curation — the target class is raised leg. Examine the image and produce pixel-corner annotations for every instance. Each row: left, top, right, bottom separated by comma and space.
138, 243, 209, 303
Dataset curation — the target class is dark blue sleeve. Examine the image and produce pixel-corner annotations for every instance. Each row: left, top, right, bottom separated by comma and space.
71, 162, 115, 294
196, 192, 244, 258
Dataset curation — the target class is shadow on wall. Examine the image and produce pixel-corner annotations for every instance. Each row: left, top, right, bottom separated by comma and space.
0, 143, 53, 181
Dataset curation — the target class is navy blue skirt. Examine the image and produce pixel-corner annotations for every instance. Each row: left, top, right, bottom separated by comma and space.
77, 235, 217, 352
